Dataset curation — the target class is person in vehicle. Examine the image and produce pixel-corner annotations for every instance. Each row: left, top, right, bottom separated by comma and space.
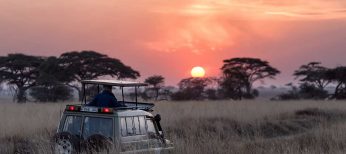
88, 85, 124, 107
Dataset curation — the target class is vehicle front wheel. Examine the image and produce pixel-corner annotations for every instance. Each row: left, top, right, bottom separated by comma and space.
52, 132, 80, 154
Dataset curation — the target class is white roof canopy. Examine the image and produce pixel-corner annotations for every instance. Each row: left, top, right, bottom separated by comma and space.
81, 79, 148, 87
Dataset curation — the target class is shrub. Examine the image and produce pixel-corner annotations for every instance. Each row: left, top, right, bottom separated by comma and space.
30, 85, 73, 102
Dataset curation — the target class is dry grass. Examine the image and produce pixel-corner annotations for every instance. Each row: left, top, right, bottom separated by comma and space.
1, 100, 346, 153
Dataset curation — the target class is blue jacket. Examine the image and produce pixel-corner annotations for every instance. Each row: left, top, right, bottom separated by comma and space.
88, 91, 123, 107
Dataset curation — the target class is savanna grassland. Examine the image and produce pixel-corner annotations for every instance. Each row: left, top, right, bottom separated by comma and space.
1, 101, 346, 154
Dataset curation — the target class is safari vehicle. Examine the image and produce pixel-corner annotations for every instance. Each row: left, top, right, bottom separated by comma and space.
52, 80, 173, 154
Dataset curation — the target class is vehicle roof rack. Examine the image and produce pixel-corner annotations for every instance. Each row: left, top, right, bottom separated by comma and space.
65, 102, 155, 113
81, 80, 148, 87
114, 107, 153, 112
120, 102, 155, 111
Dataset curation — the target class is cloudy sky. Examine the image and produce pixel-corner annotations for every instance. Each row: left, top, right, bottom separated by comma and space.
1, 0, 346, 86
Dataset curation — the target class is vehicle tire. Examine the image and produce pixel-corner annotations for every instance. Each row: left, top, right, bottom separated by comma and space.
52, 132, 80, 154
86, 134, 113, 153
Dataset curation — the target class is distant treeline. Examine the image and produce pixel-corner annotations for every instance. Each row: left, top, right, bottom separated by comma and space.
170, 61, 346, 101
0, 51, 345, 103
0, 51, 140, 102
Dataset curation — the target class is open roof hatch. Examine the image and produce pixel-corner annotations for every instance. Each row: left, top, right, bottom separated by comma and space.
81, 79, 153, 110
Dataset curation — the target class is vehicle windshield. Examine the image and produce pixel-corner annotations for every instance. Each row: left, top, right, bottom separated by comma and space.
82, 117, 113, 140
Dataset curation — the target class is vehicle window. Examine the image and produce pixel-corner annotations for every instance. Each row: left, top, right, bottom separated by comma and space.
121, 118, 127, 136
133, 116, 140, 135
121, 116, 147, 137
63, 116, 82, 136
139, 116, 146, 134
125, 117, 134, 135
82, 117, 113, 140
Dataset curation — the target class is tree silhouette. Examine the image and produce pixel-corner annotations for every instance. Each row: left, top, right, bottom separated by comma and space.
294, 62, 331, 90
328, 67, 346, 99
30, 57, 73, 102
171, 77, 212, 101
274, 83, 300, 101
59, 51, 140, 100
30, 85, 73, 102
219, 76, 245, 100
298, 83, 329, 100
0, 54, 43, 102
221, 58, 280, 99
144, 75, 165, 100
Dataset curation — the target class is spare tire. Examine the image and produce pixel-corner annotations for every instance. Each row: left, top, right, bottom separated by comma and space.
52, 132, 80, 154
86, 134, 113, 153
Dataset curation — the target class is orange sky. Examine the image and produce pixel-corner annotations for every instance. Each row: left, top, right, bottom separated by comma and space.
1, 0, 346, 86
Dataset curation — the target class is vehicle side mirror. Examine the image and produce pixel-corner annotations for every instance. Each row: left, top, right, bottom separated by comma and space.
154, 114, 161, 122
154, 114, 163, 132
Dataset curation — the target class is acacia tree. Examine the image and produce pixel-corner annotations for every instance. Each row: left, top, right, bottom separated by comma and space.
219, 76, 245, 100
58, 51, 140, 100
171, 77, 212, 101
294, 62, 331, 90
144, 75, 165, 100
0, 54, 43, 102
221, 58, 280, 99
30, 57, 73, 102
328, 67, 346, 99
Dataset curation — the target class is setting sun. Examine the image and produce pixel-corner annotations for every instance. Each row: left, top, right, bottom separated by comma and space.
191, 66, 205, 78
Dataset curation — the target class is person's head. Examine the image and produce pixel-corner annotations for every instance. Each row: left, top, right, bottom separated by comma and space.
103, 85, 112, 92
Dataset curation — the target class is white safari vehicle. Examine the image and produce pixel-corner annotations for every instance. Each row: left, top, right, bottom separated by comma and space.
52, 80, 173, 154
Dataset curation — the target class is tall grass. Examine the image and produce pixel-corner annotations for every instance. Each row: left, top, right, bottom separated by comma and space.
1, 100, 346, 153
